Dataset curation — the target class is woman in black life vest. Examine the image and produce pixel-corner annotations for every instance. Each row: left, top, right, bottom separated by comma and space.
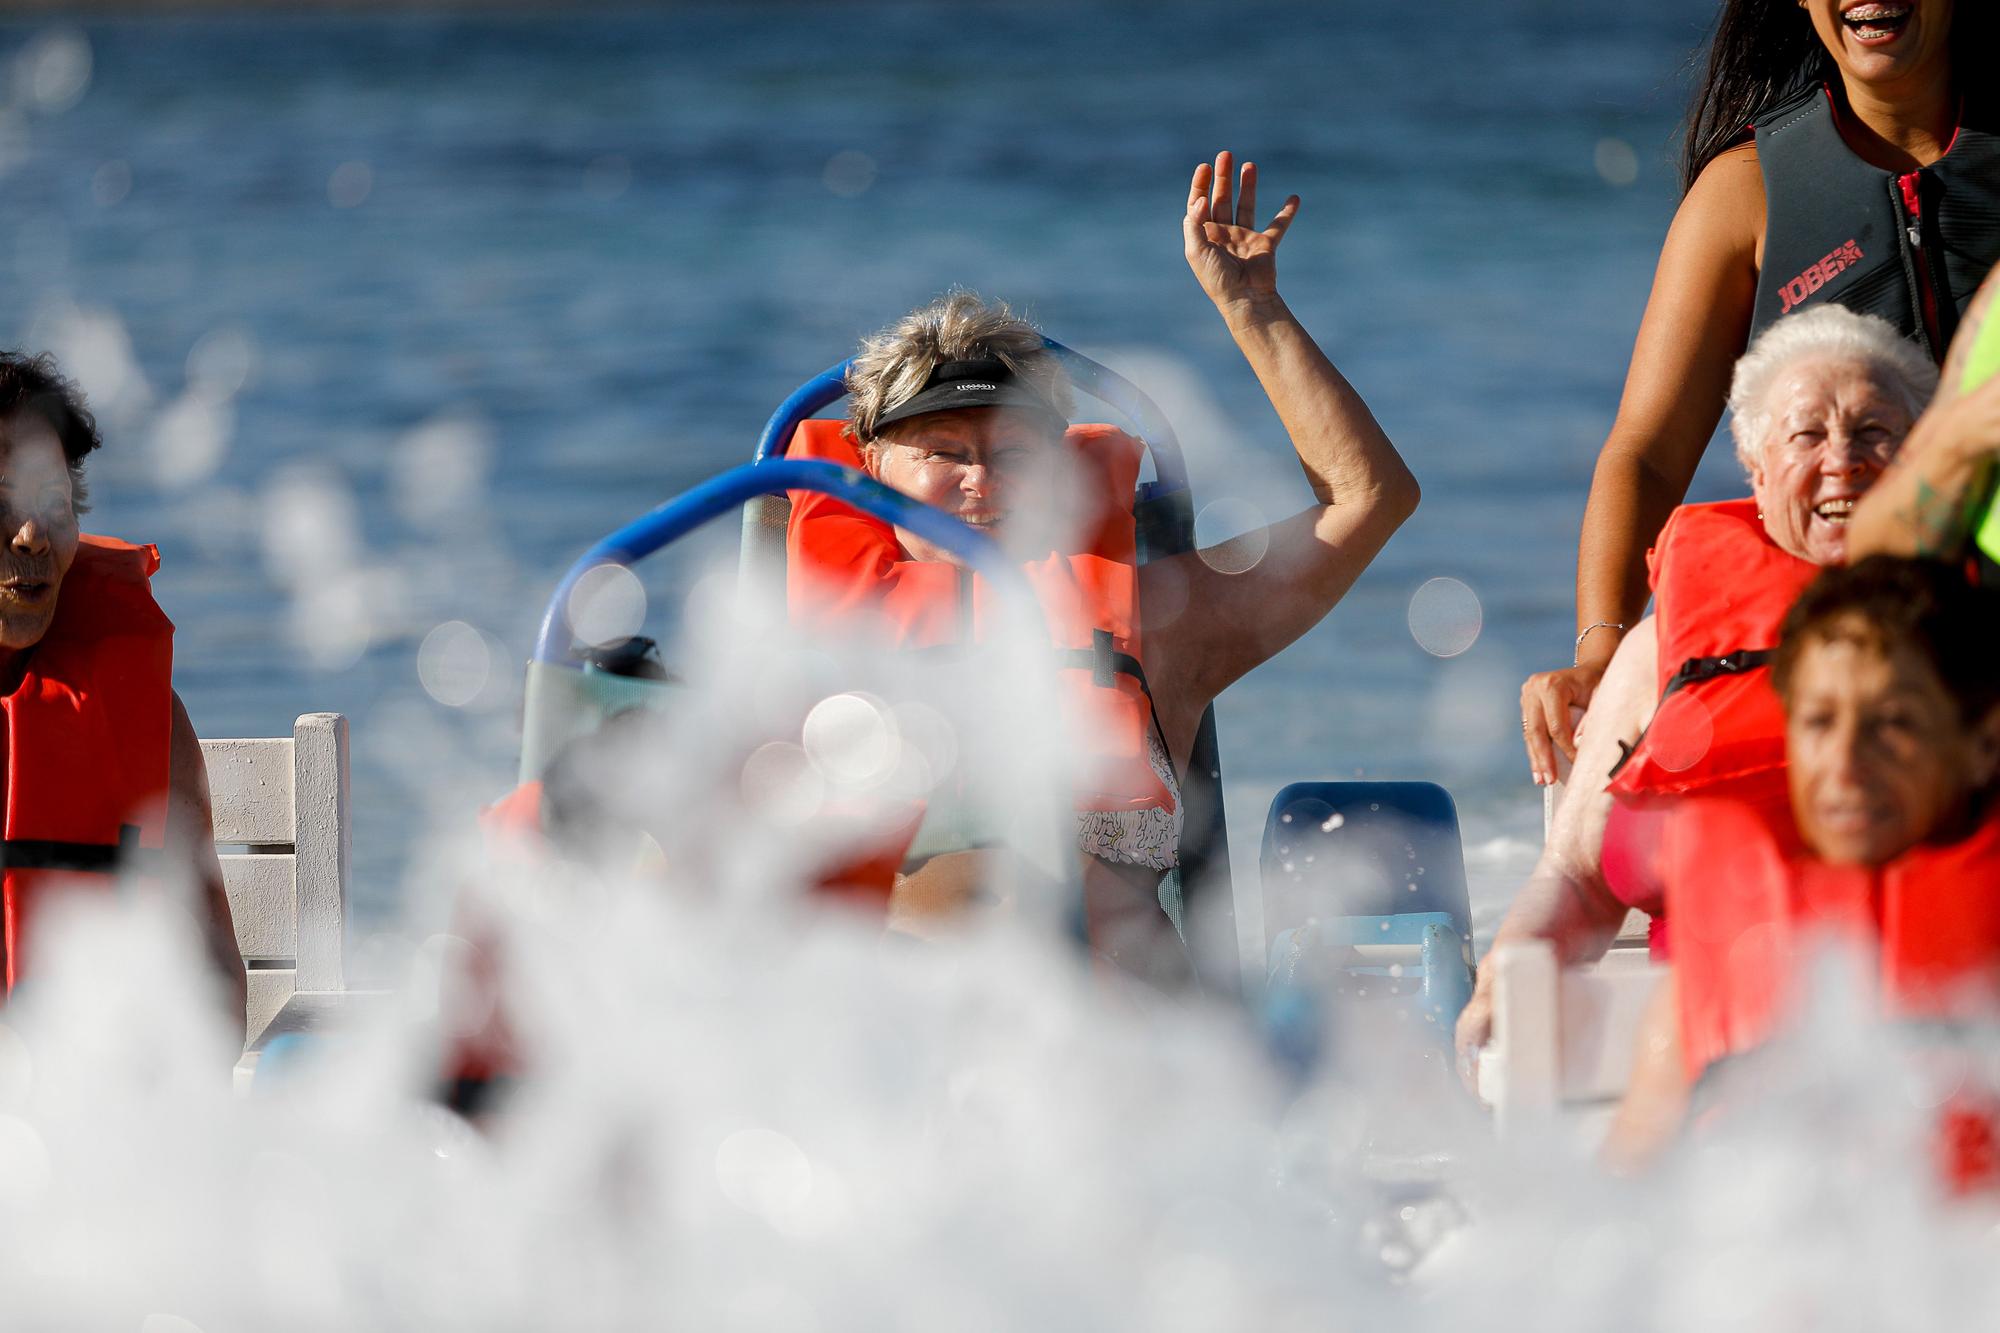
1520, 0, 2000, 785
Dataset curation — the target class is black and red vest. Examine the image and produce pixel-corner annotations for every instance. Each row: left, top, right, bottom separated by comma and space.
1751, 84, 2000, 357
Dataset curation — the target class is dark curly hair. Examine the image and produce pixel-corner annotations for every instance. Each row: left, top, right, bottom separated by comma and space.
0, 351, 100, 513
1772, 556, 2000, 724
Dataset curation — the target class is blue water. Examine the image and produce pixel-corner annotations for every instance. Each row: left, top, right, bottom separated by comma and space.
0, 1, 1748, 935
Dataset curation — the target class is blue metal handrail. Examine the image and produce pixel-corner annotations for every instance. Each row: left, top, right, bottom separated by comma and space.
750, 339, 1188, 495
531, 458, 1025, 664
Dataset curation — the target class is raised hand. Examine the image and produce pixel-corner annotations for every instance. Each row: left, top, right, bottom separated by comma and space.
1183, 150, 1300, 315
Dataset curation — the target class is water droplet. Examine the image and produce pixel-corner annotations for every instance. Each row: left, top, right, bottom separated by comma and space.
822, 149, 877, 197
583, 153, 632, 200
802, 692, 899, 789
567, 563, 647, 648
187, 326, 255, 400
149, 391, 230, 489
417, 620, 494, 709
740, 742, 826, 825
90, 158, 130, 207
1407, 576, 1483, 657
715, 1127, 813, 1223
328, 160, 373, 208
1194, 497, 1270, 574
1594, 136, 1640, 187
889, 700, 956, 791
396, 414, 492, 525
139, 1315, 203, 1333
18, 28, 90, 114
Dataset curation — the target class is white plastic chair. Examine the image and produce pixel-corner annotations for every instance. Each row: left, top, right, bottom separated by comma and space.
199, 712, 352, 1083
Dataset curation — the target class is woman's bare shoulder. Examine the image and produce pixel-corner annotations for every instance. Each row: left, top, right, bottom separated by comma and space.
1675, 143, 1765, 257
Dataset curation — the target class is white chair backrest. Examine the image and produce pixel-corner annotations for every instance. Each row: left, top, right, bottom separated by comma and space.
200, 713, 350, 1046
1476, 939, 1666, 1133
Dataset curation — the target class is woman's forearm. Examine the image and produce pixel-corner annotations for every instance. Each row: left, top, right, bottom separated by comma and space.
1848, 399, 1995, 560
1218, 293, 1418, 513
1490, 850, 1630, 967
1497, 619, 1659, 964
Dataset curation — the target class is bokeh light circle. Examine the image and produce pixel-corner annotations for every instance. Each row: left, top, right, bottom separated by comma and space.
417, 620, 493, 709
802, 692, 899, 789
1594, 137, 1640, 187
822, 150, 877, 197
739, 742, 827, 825
1194, 498, 1270, 574
567, 564, 648, 648
1407, 577, 1483, 657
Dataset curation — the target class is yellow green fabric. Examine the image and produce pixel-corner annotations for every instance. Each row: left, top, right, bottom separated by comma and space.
1963, 310, 2000, 562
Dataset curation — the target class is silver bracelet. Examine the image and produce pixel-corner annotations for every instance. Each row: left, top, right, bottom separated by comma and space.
1573, 621, 1626, 665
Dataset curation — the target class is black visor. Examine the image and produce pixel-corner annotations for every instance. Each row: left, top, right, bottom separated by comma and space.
872, 357, 1068, 434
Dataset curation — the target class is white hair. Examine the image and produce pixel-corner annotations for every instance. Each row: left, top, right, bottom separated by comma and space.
845, 291, 1072, 444
1727, 305, 1937, 472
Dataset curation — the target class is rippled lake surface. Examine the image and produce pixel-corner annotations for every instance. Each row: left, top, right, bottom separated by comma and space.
0, 0, 1749, 938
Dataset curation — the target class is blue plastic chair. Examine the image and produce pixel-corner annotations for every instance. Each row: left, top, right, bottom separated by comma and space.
1259, 782, 1474, 1073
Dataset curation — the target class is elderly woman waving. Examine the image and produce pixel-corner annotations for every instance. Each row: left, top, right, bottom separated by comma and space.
790, 152, 1420, 982
1456, 306, 1938, 1072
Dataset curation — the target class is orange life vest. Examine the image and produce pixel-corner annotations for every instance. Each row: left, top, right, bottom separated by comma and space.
482, 780, 545, 844
1607, 499, 1821, 803
1, 535, 174, 993
783, 418, 1171, 816
1668, 799, 2000, 1084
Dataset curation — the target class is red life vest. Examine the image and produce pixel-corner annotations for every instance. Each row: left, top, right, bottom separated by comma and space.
1, 535, 174, 993
784, 418, 1171, 815
1668, 799, 2000, 1084
1607, 499, 1821, 803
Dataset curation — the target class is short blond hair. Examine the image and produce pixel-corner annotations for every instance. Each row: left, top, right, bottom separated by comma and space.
845, 291, 1073, 443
